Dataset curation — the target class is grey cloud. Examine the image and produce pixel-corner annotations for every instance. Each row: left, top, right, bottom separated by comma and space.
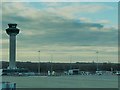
2, 14, 117, 49
2, 2, 117, 49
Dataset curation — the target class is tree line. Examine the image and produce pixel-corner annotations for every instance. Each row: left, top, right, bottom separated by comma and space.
2, 61, 120, 73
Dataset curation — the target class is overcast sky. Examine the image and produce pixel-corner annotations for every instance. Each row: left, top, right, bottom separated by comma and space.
1, 2, 118, 63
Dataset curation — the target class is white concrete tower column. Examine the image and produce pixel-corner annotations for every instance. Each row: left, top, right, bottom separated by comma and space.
6, 24, 20, 70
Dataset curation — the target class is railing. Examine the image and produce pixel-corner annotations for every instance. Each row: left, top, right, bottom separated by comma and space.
1, 82, 16, 90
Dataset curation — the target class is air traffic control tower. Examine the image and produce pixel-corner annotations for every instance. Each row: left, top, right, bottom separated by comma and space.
6, 24, 20, 69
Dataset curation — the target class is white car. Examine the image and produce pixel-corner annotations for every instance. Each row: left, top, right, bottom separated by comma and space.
0, 69, 2, 76
116, 71, 120, 75
96, 71, 103, 75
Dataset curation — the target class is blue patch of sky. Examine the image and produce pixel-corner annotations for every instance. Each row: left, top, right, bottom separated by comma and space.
75, 11, 117, 27
26, 2, 47, 10
27, 2, 73, 9
77, 2, 118, 26
27, 2, 118, 27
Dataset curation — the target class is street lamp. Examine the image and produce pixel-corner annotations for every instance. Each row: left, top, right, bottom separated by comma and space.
50, 54, 53, 73
38, 50, 40, 74
96, 50, 99, 71
70, 55, 72, 70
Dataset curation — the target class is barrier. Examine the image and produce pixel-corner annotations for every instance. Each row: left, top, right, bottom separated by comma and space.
1, 82, 16, 90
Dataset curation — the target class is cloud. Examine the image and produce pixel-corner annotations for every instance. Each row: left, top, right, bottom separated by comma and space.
97, 20, 111, 24
2, 2, 113, 21
0, 39, 8, 45
2, 2, 118, 63
2, 2, 117, 47
2, 45, 118, 63
80, 18, 111, 25
79, 17, 92, 23
43, 3, 113, 19
2, 0, 120, 2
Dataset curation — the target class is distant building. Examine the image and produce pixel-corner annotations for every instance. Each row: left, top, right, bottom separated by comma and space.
68, 69, 79, 75
0, 69, 2, 76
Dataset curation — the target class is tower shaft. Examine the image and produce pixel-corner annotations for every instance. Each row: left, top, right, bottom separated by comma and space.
8, 34, 16, 69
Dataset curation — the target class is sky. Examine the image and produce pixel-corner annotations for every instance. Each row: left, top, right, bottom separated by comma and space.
1, 2, 118, 63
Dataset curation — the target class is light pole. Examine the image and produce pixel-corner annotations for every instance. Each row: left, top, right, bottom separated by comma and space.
38, 50, 40, 74
50, 54, 53, 73
70, 55, 72, 70
96, 51, 99, 71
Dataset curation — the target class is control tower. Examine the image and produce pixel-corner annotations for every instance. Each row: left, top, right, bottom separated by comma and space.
6, 24, 20, 69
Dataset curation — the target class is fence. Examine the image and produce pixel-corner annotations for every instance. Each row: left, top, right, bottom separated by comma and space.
1, 82, 16, 90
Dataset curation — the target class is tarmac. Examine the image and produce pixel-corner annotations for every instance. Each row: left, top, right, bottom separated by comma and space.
2, 75, 118, 88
